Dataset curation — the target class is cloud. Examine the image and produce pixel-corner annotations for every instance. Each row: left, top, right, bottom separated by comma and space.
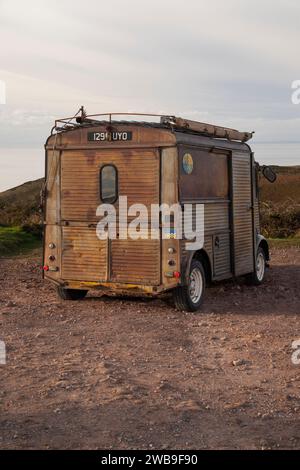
0, 0, 299, 149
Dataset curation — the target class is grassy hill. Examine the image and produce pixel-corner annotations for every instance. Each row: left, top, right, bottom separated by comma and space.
0, 178, 44, 227
0, 179, 44, 255
0, 166, 299, 255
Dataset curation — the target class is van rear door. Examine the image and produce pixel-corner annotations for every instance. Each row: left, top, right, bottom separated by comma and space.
60, 149, 161, 285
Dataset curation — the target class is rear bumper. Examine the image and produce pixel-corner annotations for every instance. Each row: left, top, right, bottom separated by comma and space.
45, 276, 171, 295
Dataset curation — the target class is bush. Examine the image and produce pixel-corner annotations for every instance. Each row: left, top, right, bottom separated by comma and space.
21, 223, 43, 238
260, 200, 300, 238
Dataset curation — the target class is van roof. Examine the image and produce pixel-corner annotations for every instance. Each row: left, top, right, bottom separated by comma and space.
52, 109, 254, 144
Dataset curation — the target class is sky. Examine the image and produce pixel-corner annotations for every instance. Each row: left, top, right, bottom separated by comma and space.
0, 0, 300, 190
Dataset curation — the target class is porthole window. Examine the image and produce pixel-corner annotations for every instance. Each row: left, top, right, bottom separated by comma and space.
182, 153, 194, 174
100, 165, 118, 204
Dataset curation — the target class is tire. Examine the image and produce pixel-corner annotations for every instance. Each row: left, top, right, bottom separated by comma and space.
173, 259, 206, 312
247, 247, 266, 286
56, 287, 88, 300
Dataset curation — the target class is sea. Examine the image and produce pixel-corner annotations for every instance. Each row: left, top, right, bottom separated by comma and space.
0, 143, 299, 193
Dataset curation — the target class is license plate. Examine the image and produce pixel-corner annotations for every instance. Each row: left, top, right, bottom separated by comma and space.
88, 131, 133, 142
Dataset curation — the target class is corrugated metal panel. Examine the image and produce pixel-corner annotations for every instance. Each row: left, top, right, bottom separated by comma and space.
61, 149, 159, 221
205, 202, 230, 233
180, 202, 231, 279
181, 202, 229, 234
111, 237, 160, 285
232, 152, 254, 276
254, 199, 260, 230
62, 226, 108, 281
180, 234, 213, 277
60, 149, 160, 284
213, 233, 231, 279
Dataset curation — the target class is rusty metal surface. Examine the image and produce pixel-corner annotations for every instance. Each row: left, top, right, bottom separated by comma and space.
232, 152, 254, 276
61, 226, 108, 282
179, 147, 229, 201
169, 117, 253, 142
59, 148, 161, 285
62, 280, 165, 295
43, 117, 258, 293
180, 202, 231, 280
254, 199, 260, 232
50, 110, 253, 143
111, 237, 160, 285
44, 224, 61, 281
44, 149, 61, 224
61, 149, 159, 221
161, 147, 180, 287
46, 125, 176, 151
213, 233, 231, 279
204, 202, 230, 235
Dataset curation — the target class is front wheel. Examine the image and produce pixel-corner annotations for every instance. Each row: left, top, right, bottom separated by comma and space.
247, 247, 266, 286
56, 287, 88, 300
173, 259, 206, 312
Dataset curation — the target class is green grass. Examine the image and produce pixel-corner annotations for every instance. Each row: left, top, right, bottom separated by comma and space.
0, 226, 42, 257
0, 178, 43, 226
268, 237, 300, 248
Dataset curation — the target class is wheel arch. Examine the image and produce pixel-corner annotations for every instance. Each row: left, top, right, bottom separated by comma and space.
257, 235, 270, 261
182, 248, 212, 285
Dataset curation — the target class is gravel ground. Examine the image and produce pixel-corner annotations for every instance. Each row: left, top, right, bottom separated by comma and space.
0, 246, 299, 449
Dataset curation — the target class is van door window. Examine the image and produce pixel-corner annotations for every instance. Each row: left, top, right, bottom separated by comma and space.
100, 165, 118, 204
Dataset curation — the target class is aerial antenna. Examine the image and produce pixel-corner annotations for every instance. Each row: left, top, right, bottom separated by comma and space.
76, 105, 87, 124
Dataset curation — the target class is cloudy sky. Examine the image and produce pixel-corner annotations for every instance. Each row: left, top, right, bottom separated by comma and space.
0, 0, 299, 189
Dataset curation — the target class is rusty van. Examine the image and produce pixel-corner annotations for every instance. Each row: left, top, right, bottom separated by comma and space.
42, 110, 276, 311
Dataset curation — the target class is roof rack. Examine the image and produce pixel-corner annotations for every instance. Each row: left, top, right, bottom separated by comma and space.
52, 107, 254, 143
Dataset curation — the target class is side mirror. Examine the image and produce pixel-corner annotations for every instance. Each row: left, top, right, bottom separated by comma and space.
262, 166, 277, 183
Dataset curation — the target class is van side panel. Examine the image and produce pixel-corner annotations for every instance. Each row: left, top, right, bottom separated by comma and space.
178, 145, 232, 281
232, 151, 255, 276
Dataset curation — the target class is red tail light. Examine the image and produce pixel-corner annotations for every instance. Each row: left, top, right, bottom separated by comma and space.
173, 271, 181, 279
43, 265, 49, 271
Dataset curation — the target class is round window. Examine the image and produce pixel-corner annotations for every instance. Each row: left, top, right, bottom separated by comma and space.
182, 153, 194, 175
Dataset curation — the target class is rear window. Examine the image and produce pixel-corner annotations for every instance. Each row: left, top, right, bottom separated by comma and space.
100, 165, 118, 204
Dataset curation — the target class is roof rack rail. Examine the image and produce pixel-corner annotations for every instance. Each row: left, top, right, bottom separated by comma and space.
161, 116, 254, 142
52, 108, 254, 143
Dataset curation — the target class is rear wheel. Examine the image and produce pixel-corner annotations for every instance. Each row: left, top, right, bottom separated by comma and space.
173, 259, 206, 312
247, 247, 266, 285
56, 287, 88, 300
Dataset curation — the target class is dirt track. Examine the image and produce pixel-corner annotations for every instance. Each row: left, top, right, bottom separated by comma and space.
0, 247, 299, 450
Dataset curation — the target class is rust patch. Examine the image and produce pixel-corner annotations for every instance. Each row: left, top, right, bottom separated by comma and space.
87, 207, 96, 220
86, 150, 96, 166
